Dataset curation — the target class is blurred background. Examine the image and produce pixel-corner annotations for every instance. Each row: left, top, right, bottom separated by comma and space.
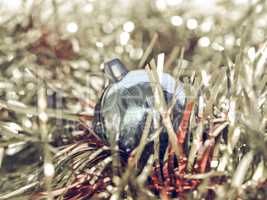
0, 0, 266, 199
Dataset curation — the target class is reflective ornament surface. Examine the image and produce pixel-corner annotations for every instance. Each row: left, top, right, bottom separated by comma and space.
93, 58, 186, 158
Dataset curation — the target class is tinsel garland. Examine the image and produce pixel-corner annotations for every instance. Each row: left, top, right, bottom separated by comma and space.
0, 0, 266, 199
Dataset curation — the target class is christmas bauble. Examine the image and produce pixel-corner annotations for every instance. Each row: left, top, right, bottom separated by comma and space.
93, 59, 185, 158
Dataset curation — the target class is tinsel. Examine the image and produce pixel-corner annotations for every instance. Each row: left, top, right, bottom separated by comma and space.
0, 0, 266, 199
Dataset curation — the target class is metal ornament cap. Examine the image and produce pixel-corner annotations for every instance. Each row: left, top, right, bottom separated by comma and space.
104, 58, 128, 83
